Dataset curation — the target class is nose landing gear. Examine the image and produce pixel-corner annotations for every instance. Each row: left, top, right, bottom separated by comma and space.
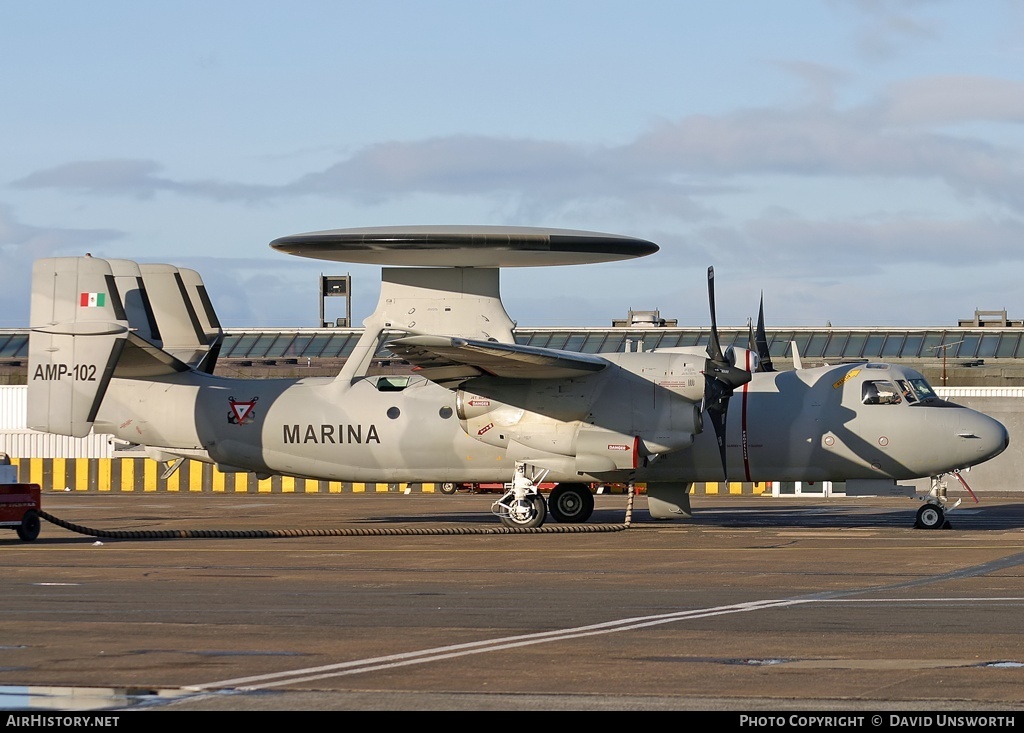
915, 469, 978, 529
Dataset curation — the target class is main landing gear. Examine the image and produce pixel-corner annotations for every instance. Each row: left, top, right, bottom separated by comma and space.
548, 482, 595, 523
914, 470, 979, 529
491, 464, 598, 528
492, 463, 550, 528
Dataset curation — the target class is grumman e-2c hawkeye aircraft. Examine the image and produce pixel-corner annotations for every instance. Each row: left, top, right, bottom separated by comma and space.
27, 226, 1009, 530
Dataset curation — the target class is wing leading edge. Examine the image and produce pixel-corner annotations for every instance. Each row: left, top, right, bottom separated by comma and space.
385, 335, 609, 386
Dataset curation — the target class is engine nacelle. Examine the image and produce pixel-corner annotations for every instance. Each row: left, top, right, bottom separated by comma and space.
455, 357, 705, 466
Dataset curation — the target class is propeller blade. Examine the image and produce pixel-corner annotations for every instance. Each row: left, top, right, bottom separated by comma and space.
706, 399, 728, 477
706, 267, 724, 364
754, 292, 775, 373
701, 266, 751, 480
703, 267, 751, 395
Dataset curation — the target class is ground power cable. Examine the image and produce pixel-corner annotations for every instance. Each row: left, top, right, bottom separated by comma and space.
38, 485, 635, 539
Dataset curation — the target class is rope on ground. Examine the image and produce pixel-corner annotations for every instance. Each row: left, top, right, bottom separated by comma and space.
38, 486, 634, 539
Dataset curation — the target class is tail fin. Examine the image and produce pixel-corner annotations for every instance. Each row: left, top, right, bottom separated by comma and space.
28, 257, 130, 437
137, 263, 223, 372
176, 266, 224, 374
28, 256, 209, 437
107, 258, 160, 343
105, 259, 224, 372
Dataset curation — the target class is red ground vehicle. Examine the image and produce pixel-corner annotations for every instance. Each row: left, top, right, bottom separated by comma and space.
0, 484, 42, 542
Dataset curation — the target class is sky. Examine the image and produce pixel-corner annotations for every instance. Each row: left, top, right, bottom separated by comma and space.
3, 0, 1024, 331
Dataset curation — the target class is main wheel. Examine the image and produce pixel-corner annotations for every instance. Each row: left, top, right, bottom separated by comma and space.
439, 482, 458, 495
915, 504, 945, 530
499, 494, 546, 529
17, 510, 40, 542
548, 483, 595, 523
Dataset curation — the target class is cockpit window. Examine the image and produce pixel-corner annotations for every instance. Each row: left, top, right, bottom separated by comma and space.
908, 377, 937, 401
862, 380, 902, 405
896, 379, 918, 403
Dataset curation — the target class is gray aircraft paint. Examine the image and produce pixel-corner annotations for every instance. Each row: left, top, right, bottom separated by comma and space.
24, 227, 1010, 526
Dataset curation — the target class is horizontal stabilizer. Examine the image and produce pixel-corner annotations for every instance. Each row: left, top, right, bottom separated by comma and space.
386, 335, 609, 384
115, 332, 192, 378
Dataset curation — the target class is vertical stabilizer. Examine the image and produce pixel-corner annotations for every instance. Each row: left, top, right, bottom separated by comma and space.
108, 258, 160, 342
28, 257, 130, 437
177, 267, 224, 374
138, 263, 222, 370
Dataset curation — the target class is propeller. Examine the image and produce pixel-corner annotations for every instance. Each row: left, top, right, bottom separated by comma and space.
703, 267, 753, 477
746, 292, 775, 373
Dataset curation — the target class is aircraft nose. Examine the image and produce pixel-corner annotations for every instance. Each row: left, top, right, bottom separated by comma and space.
958, 410, 1009, 464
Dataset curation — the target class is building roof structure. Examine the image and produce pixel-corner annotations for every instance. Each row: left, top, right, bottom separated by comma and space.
4, 323, 1024, 387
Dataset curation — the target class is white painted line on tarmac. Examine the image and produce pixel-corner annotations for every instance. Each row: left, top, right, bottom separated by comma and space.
189, 595, 1024, 692
192, 597, 811, 691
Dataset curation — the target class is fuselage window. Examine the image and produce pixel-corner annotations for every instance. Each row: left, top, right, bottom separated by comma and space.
862, 380, 902, 405
376, 376, 411, 392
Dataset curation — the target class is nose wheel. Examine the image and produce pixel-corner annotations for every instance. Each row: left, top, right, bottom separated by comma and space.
914, 471, 976, 529
915, 503, 946, 530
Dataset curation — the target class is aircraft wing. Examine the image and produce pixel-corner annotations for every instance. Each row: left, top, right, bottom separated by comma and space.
385, 335, 609, 385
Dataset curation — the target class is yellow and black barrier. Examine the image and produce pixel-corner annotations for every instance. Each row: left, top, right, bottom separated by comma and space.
7, 457, 768, 495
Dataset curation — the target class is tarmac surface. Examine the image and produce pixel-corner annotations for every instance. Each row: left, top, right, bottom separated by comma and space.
2, 489, 1024, 712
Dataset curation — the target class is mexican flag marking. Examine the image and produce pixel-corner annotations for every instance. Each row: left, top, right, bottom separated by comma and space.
80, 292, 106, 308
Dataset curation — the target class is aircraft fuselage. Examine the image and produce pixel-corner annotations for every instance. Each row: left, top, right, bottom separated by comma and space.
93, 360, 1008, 486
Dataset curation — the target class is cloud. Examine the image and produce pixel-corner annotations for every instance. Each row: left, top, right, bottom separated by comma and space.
878, 76, 1024, 125
12, 73, 1024, 220
622, 89, 1024, 210
771, 61, 851, 107
628, 106, 1018, 179
14, 160, 169, 198
0, 204, 124, 260
665, 212, 1024, 273
293, 137, 594, 199
0, 206, 126, 327
835, 0, 941, 60
0, 204, 1017, 331
12, 159, 275, 202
